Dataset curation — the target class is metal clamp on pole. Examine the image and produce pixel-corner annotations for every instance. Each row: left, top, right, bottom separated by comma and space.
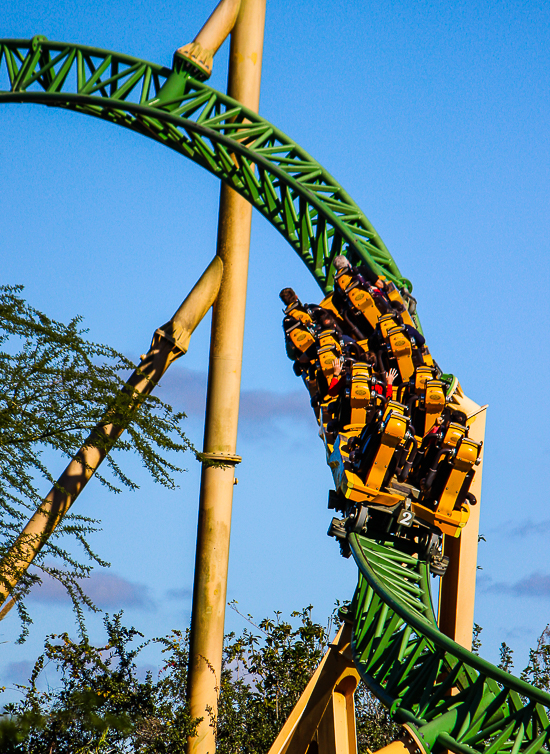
200, 452, 242, 465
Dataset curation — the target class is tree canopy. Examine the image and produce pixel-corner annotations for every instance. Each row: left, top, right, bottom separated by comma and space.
0, 285, 195, 637
3, 607, 550, 754
0, 606, 398, 753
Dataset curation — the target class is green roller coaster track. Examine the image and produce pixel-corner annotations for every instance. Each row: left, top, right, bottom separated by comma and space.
2, 36, 549, 754
350, 535, 550, 754
0, 36, 408, 294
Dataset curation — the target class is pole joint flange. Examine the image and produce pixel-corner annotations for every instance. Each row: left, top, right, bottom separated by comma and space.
200, 452, 242, 465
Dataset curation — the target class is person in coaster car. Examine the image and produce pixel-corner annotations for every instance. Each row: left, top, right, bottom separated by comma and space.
328, 356, 398, 399
333, 255, 391, 313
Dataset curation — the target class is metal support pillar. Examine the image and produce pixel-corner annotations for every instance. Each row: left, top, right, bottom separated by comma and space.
438, 386, 488, 649
176, 0, 242, 79
186, 2, 266, 752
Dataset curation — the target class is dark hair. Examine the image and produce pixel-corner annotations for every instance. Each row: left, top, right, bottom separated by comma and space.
450, 410, 467, 425
319, 310, 337, 326
279, 288, 298, 306
392, 300, 406, 313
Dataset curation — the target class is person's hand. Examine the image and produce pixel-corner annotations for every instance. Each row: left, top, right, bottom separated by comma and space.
387, 368, 398, 385
332, 358, 342, 376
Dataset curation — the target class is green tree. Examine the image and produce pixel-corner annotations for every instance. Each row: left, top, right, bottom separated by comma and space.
0, 285, 195, 637
1, 613, 197, 752
472, 623, 483, 655
497, 642, 514, 674
217, 605, 331, 752
521, 625, 550, 691
1, 607, 398, 753
216, 604, 398, 754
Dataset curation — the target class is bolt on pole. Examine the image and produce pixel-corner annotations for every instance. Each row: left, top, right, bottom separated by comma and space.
186, 1, 266, 751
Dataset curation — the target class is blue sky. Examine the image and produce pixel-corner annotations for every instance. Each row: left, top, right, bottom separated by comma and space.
0, 0, 549, 697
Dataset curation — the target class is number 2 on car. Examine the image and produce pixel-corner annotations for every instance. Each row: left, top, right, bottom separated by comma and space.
397, 509, 414, 527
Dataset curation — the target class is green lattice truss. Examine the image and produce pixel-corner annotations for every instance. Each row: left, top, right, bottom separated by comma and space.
350, 535, 550, 754
2, 36, 549, 754
0, 36, 408, 294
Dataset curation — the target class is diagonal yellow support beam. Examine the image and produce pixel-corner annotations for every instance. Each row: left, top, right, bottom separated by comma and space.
268, 623, 360, 754
0, 256, 223, 616
176, 0, 242, 79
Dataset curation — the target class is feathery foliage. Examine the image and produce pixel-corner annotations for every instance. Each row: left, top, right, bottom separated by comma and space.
0, 285, 195, 637
1, 613, 197, 752
521, 625, 550, 691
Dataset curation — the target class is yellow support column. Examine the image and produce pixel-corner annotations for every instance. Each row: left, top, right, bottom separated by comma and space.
176, 0, 242, 79
186, 2, 266, 752
316, 674, 358, 754
267, 625, 359, 754
438, 386, 488, 649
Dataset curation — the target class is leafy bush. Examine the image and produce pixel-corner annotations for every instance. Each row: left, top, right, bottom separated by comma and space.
1, 607, 398, 753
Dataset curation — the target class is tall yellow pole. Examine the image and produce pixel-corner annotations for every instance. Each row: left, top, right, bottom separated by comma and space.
186, 2, 266, 752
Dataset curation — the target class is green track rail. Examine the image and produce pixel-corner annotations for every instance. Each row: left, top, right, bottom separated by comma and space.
350, 534, 550, 754
0, 36, 408, 294
1, 36, 548, 754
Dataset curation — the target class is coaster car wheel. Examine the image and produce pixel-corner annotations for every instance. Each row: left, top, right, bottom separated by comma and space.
349, 504, 369, 533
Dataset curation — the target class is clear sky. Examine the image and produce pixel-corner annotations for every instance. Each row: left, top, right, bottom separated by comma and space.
1, 0, 549, 699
